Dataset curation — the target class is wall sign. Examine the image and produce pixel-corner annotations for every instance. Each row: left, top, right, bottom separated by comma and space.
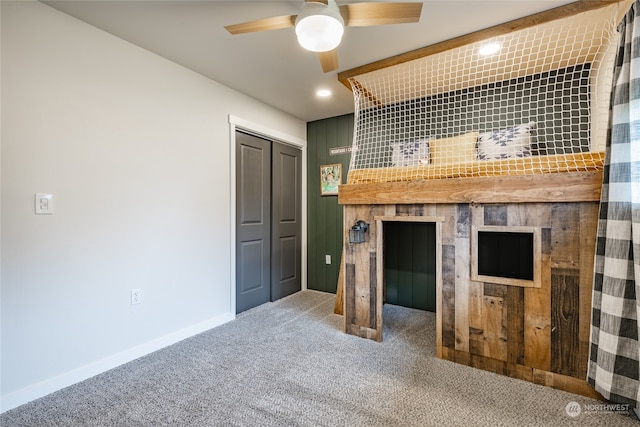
329, 146, 356, 156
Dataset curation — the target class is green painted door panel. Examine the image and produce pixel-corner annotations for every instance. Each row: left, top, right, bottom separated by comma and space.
384, 222, 436, 312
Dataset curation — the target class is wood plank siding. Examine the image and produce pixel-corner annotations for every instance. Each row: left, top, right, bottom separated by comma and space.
339, 174, 602, 399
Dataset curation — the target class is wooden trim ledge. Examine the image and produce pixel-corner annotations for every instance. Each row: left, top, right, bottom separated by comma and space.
338, 171, 603, 205
373, 215, 445, 223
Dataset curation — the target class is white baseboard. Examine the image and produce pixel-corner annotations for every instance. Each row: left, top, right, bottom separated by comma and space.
0, 312, 235, 414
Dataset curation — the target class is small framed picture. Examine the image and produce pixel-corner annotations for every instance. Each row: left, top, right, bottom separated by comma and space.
320, 164, 342, 196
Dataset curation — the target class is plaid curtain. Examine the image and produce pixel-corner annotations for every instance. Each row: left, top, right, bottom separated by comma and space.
587, 0, 640, 408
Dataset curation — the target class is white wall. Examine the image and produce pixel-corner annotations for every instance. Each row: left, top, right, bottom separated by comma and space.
0, 1, 306, 412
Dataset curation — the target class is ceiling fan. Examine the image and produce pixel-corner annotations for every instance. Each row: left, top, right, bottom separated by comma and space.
225, 1, 423, 73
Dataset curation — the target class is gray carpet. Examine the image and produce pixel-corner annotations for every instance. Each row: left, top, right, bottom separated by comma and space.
1, 290, 637, 426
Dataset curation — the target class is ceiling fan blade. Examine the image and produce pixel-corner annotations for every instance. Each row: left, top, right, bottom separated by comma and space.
318, 50, 339, 73
340, 2, 423, 27
225, 14, 296, 35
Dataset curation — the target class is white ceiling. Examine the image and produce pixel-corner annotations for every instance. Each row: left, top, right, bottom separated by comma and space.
42, 0, 577, 122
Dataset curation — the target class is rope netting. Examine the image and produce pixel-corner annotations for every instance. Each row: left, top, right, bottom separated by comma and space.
347, 4, 625, 184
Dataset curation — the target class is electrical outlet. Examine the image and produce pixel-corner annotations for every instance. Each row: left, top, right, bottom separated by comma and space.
35, 193, 54, 215
131, 288, 142, 305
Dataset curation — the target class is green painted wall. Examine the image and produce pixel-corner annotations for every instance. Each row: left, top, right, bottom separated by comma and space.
307, 114, 353, 293
306, 114, 437, 312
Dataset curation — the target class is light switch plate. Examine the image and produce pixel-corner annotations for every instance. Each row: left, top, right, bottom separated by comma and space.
325, 254, 331, 265
35, 193, 54, 215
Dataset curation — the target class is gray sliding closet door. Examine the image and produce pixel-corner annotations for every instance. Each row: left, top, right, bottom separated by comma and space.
271, 142, 302, 301
236, 131, 302, 313
236, 132, 271, 313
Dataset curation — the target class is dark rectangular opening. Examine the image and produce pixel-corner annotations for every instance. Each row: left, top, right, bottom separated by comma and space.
477, 231, 534, 280
383, 221, 436, 312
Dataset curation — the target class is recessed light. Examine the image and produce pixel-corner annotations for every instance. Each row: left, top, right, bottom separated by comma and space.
316, 89, 332, 97
479, 43, 501, 56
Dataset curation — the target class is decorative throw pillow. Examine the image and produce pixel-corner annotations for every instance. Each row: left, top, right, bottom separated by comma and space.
477, 121, 537, 160
429, 131, 479, 165
391, 139, 430, 166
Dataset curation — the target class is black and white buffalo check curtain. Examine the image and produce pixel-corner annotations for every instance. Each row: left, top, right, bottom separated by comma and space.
588, 0, 640, 409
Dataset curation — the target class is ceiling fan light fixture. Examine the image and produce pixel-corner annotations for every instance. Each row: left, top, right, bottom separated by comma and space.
295, 1, 344, 52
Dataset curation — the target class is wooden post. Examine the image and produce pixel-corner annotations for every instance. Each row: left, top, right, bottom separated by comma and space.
334, 249, 345, 315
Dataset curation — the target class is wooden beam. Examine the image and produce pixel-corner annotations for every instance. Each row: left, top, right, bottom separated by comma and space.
333, 249, 345, 315
373, 215, 445, 223
338, 171, 602, 205
350, 80, 384, 108
338, 0, 627, 89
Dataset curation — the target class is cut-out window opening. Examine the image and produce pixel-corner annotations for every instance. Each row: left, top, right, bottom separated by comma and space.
471, 225, 541, 288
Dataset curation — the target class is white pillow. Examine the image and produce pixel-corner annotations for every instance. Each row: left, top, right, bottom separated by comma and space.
391, 139, 430, 166
477, 121, 536, 160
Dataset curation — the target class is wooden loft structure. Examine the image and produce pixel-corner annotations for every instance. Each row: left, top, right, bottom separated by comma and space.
334, 0, 633, 400
338, 0, 630, 199
334, 0, 632, 204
